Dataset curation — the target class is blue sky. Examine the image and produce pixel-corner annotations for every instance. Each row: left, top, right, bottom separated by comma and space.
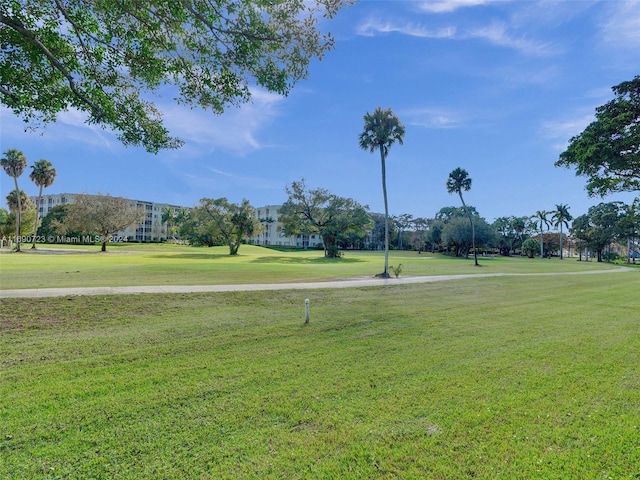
1, 0, 639, 223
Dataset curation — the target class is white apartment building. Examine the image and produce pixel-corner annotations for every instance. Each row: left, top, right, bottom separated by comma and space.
32, 193, 184, 242
31, 194, 324, 247
251, 205, 323, 248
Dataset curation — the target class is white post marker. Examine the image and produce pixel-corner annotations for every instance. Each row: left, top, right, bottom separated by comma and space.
305, 298, 310, 324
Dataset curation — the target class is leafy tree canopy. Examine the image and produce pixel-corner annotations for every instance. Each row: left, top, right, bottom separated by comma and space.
435, 206, 478, 221
5, 188, 32, 213
492, 216, 528, 256
279, 179, 372, 258
556, 75, 640, 196
1, 0, 348, 153
0, 194, 35, 237
63, 193, 145, 251
570, 202, 624, 262
189, 198, 261, 255
521, 238, 540, 258
441, 215, 494, 258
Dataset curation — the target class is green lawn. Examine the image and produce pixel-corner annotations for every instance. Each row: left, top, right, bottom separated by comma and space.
1, 264, 639, 478
0, 243, 624, 290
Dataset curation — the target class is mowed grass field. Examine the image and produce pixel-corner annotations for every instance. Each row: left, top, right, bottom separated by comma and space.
1, 245, 639, 478
0, 243, 625, 290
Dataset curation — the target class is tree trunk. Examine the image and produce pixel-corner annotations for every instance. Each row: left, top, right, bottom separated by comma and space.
32, 185, 44, 249
101, 240, 107, 252
459, 193, 478, 266
379, 145, 390, 278
13, 176, 22, 252
559, 225, 564, 259
229, 235, 240, 255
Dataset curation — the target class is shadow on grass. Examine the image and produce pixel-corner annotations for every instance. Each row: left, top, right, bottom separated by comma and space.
147, 253, 364, 264
148, 253, 232, 260
250, 255, 365, 264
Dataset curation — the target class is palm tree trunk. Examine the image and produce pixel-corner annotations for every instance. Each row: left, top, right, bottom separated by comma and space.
32, 185, 44, 249
459, 193, 478, 266
559, 225, 563, 259
540, 230, 544, 258
13, 176, 22, 252
380, 145, 390, 277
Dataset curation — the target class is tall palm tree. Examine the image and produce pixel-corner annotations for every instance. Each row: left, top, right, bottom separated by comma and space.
359, 107, 405, 278
1, 149, 28, 251
446, 167, 478, 266
551, 203, 572, 259
174, 207, 191, 240
532, 210, 551, 258
161, 206, 176, 241
29, 159, 57, 249
6, 189, 30, 213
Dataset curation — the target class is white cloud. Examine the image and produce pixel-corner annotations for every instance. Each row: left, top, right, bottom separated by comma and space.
600, 0, 640, 48
356, 17, 456, 38
404, 107, 463, 129
356, 16, 558, 56
539, 113, 595, 152
162, 88, 285, 156
1, 84, 285, 157
417, 0, 494, 14
0, 105, 121, 152
464, 22, 559, 56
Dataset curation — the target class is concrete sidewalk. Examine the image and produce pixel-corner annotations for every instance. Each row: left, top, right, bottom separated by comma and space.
0, 268, 633, 298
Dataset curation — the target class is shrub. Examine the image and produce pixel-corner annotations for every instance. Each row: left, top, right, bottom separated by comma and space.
522, 238, 540, 258
389, 263, 403, 278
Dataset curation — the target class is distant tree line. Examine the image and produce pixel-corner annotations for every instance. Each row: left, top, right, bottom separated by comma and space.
3, 161, 638, 262
3, 75, 639, 260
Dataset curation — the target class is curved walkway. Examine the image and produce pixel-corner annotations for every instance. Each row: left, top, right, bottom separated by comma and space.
0, 267, 633, 298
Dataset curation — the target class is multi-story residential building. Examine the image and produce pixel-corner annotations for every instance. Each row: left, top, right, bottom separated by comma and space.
29, 194, 327, 247
31, 193, 185, 242
251, 205, 323, 248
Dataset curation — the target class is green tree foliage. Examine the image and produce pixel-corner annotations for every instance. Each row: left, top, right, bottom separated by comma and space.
392, 213, 413, 250
587, 202, 624, 262
570, 214, 591, 261
0, 208, 9, 240
616, 198, 640, 263
571, 202, 624, 262
37, 204, 77, 241
531, 210, 551, 258
1, 148, 27, 250
171, 207, 192, 241
279, 179, 372, 258
29, 158, 56, 248
64, 194, 145, 251
366, 212, 395, 251
441, 214, 495, 258
522, 238, 540, 258
556, 76, 640, 196
161, 206, 179, 242
189, 198, 261, 255
5, 188, 30, 213
359, 107, 405, 276
3, 191, 35, 241
410, 217, 429, 252
446, 167, 479, 266
427, 218, 444, 253
551, 203, 572, 259
1, 0, 348, 153
493, 216, 527, 256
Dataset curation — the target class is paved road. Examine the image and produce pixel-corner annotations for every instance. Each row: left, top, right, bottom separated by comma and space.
0, 268, 633, 298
